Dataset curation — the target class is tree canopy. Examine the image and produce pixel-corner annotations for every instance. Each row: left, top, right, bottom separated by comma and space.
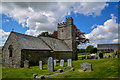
37, 32, 52, 37
86, 45, 97, 54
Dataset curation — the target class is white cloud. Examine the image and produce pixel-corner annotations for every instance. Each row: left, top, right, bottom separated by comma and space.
1, 2, 108, 36
80, 14, 118, 49
1, 2, 109, 46
0, 29, 10, 46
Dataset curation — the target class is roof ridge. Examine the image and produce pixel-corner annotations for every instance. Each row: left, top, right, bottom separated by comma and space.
11, 31, 38, 38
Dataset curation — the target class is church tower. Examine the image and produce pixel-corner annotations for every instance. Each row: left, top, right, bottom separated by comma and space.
57, 17, 77, 60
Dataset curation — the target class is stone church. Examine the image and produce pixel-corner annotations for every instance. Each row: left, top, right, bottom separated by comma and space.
2, 17, 77, 67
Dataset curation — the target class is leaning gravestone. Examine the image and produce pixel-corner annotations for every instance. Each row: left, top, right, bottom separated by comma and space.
54, 60, 57, 66
112, 54, 115, 59
81, 62, 92, 71
39, 61, 43, 70
67, 59, 72, 67
24, 60, 29, 69
48, 57, 54, 72
60, 59, 64, 67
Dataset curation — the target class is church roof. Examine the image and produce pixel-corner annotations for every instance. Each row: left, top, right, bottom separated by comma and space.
11, 32, 71, 51
12, 32, 51, 50
40, 36, 72, 51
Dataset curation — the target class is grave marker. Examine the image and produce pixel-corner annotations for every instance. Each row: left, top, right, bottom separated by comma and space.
60, 59, 64, 67
39, 61, 43, 70
24, 60, 29, 69
48, 57, 54, 72
54, 60, 57, 66
67, 59, 72, 67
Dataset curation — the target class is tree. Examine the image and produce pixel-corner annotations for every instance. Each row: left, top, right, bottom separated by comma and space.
74, 25, 89, 45
86, 45, 94, 54
52, 31, 58, 38
37, 32, 52, 37
77, 49, 86, 53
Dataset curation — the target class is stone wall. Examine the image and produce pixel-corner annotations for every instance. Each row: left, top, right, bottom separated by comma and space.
2, 33, 22, 67
21, 50, 72, 67
21, 50, 50, 66
51, 51, 72, 61
57, 17, 77, 60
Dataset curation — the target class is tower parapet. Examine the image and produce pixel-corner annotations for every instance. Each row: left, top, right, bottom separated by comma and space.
57, 17, 77, 60
58, 22, 66, 28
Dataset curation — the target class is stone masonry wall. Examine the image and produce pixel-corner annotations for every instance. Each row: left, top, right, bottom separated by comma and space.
50, 51, 72, 61
57, 17, 77, 60
2, 33, 22, 67
21, 50, 50, 66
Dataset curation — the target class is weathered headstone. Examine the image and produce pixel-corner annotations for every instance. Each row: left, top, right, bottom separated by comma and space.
57, 69, 63, 73
104, 55, 107, 58
108, 54, 111, 58
60, 59, 64, 67
67, 59, 72, 67
39, 61, 43, 70
81, 62, 92, 71
98, 56, 100, 59
54, 60, 57, 66
24, 60, 29, 69
112, 54, 115, 59
48, 57, 54, 72
117, 55, 119, 58
33, 74, 38, 78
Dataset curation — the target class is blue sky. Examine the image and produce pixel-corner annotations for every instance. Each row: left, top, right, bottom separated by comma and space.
0, 2, 119, 48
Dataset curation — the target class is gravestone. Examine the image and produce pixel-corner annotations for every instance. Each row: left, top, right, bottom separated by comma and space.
108, 54, 111, 58
104, 55, 107, 58
112, 54, 115, 59
39, 61, 43, 70
67, 59, 72, 67
98, 56, 100, 59
48, 57, 54, 72
24, 60, 29, 69
54, 60, 57, 66
33, 74, 38, 78
81, 62, 92, 71
117, 55, 119, 58
60, 59, 64, 67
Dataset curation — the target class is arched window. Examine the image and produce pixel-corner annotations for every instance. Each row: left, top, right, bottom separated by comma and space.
8, 45, 13, 57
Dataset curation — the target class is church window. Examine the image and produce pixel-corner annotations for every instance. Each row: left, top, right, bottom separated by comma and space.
8, 45, 13, 57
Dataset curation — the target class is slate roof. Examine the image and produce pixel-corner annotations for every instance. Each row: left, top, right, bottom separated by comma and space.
13, 32, 51, 50
11, 32, 71, 51
40, 36, 72, 51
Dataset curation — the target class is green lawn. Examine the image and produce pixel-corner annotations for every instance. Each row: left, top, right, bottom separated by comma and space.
2, 58, 119, 79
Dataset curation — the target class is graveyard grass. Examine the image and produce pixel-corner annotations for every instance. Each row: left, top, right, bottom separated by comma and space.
2, 57, 119, 78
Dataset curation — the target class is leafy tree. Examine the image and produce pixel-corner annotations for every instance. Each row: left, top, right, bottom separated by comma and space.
86, 45, 95, 54
77, 49, 86, 53
52, 31, 58, 38
93, 48, 97, 53
74, 25, 89, 45
37, 32, 52, 37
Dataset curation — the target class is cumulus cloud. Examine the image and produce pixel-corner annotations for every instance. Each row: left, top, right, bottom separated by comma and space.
1, 2, 108, 36
0, 2, 109, 46
82, 14, 118, 48
0, 29, 10, 46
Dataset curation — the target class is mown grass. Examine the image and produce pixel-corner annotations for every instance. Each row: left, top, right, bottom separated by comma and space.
2, 58, 119, 79
2, 62, 71, 78
51, 58, 119, 78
